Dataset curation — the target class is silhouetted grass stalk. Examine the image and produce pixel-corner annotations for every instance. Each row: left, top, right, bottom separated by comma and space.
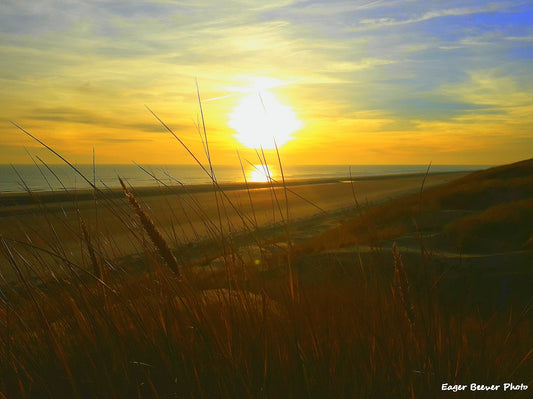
119, 178, 181, 277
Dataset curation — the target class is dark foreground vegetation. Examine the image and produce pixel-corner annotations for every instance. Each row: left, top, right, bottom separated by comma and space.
0, 158, 531, 398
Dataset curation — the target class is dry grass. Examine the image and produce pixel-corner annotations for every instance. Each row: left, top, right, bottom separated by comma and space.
1, 121, 531, 398
295, 159, 533, 255
445, 198, 533, 252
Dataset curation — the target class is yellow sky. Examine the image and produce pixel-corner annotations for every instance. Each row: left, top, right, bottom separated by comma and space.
1, 1, 532, 166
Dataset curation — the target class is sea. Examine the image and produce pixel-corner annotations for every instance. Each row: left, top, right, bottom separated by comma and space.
0, 164, 489, 193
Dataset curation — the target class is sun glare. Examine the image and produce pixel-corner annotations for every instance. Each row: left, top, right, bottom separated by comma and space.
228, 85, 302, 150
248, 164, 277, 183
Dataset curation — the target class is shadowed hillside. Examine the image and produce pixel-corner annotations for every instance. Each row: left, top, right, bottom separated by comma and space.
296, 158, 533, 253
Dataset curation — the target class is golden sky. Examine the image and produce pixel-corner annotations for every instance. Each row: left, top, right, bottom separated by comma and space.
1, 1, 532, 166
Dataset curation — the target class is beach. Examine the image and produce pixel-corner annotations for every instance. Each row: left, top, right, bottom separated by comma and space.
0, 171, 467, 261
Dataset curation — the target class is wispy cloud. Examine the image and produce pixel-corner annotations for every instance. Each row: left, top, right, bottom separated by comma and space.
357, 4, 508, 29
1, 0, 532, 164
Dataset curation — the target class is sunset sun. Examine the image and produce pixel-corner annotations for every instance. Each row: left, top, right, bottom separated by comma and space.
228, 82, 302, 149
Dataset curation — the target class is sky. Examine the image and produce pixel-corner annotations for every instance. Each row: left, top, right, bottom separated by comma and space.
1, 0, 532, 166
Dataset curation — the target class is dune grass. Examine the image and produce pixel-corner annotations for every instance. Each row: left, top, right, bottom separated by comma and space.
444, 198, 533, 252
0, 117, 531, 398
296, 159, 533, 253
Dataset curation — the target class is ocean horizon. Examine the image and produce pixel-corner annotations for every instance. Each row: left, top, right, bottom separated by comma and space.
0, 163, 490, 193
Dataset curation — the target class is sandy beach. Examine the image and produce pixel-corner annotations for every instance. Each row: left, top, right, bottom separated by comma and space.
0, 172, 467, 259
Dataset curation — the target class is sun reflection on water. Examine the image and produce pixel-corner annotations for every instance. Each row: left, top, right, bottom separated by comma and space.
247, 164, 277, 183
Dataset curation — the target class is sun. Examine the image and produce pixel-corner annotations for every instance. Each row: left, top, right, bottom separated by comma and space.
228, 84, 302, 149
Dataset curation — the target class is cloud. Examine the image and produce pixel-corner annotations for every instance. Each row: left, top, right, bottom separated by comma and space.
440, 69, 533, 109
278, 0, 416, 16
354, 1, 527, 30
1, 0, 532, 164
22, 106, 191, 133
326, 58, 395, 72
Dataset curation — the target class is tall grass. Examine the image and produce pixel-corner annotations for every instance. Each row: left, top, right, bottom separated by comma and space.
0, 112, 531, 398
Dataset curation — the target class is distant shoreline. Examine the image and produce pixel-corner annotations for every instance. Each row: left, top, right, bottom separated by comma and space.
0, 164, 489, 195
